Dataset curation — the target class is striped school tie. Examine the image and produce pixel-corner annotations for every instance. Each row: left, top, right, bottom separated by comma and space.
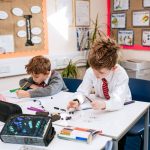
102, 78, 110, 100
39, 82, 46, 87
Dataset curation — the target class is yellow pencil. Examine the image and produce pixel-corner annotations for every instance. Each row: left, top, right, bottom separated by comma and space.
19, 82, 28, 90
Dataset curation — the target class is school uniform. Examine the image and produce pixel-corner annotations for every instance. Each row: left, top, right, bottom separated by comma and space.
73, 64, 132, 111
19, 70, 68, 98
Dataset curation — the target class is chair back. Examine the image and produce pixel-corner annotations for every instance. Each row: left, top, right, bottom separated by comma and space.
63, 78, 82, 92
129, 78, 150, 102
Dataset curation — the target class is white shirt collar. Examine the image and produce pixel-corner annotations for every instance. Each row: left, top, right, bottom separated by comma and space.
44, 73, 51, 85
105, 65, 118, 82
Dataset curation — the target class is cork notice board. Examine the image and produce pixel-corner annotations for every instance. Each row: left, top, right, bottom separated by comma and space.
0, 0, 48, 59
107, 0, 150, 51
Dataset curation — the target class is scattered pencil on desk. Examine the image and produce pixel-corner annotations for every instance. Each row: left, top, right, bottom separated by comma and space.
27, 107, 45, 112
124, 100, 135, 105
54, 107, 66, 112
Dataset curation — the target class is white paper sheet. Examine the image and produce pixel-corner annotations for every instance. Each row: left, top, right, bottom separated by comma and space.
75, 1, 90, 26
0, 35, 14, 53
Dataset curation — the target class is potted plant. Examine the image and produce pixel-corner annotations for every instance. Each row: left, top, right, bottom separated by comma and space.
61, 60, 78, 78
62, 14, 105, 78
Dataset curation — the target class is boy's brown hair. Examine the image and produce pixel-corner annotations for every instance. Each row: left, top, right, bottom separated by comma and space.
25, 55, 51, 75
88, 37, 120, 70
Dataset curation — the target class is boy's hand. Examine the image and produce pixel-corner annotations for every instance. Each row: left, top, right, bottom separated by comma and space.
16, 90, 30, 98
91, 100, 106, 110
67, 100, 80, 110
30, 84, 39, 89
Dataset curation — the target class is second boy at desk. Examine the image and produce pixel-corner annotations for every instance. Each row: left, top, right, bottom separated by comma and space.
16, 55, 68, 98
67, 37, 132, 111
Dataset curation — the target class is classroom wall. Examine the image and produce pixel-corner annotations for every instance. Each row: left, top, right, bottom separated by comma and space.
0, 0, 107, 91
1, 0, 150, 92
47, 0, 150, 61
122, 50, 150, 61
46, 0, 107, 55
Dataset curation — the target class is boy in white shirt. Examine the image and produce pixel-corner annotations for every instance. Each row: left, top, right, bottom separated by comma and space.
67, 37, 132, 111
67, 37, 132, 150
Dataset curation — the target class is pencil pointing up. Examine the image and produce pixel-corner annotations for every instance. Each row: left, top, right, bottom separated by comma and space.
19, 81, 28, 90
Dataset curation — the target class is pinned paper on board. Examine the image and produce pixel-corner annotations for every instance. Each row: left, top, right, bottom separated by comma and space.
142, 30, 150, 46
143, 0, 150, 7
111, 13, 126, 29
118, 30, 134, 46
0, 0, 48, 59
76, 27, 89, 51
31, 27, 42, 35
75, 0, 90, 26
0, 11, 8, 20
0, 35, 14, 54
113, 0, 129, 11
17, 20, 26, 27
133, 10, 150, 27
12, 8, 24, 16
31, 6, 41, 14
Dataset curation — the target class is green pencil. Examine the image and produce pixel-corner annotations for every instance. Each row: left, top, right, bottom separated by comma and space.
9, 88, 20, 93
9, 82, 28, 93
19, 82, 28, 90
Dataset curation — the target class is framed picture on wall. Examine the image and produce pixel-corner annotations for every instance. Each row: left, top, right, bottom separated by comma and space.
142, 30, 150, 46
132, 10, 150, 27
118, 30, 134, 46
76, 27, 89, 51
113, 0, 129, 11
143, 0, 150, 7
75, 0, 90, 27
111, 13, 126, 29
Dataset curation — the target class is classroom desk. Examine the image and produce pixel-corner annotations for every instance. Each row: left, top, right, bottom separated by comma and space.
68, 101, 149, 150
0, 123, 112, 150
23, 92, 149, 150
1, 91, 150, 150
0, 91, 113, 150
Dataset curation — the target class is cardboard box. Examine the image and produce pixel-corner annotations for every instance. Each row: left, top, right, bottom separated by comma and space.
120, 59, 150, 80
126, 69, 150, 80
120, 59, 150, 71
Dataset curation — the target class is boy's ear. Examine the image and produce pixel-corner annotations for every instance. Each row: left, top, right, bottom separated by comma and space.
46, 71, 51, 75
112, 66, 117, 71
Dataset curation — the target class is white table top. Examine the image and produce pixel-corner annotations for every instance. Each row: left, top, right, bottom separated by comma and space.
1, 91, 150, 141
0, 124, 112, 150
20, 91, 149, 141
67, 101, 150, 140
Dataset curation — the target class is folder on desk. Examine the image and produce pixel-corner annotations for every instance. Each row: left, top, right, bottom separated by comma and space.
57, 127, 101, 144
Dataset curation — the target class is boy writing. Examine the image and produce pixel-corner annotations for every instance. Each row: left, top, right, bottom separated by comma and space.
67, 37, 132, 111
16, 55, 68, 98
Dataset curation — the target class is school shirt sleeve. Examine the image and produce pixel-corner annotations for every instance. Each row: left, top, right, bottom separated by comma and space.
29, 71, 66, 98
105, 70, 131, 111
72, 68, 94, 104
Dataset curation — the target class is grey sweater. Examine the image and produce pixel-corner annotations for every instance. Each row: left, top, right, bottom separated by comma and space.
19, 70, 68, 98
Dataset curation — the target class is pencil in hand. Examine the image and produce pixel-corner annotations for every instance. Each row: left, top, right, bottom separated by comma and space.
19, 82, 28, 90
85, 96, 93, 103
